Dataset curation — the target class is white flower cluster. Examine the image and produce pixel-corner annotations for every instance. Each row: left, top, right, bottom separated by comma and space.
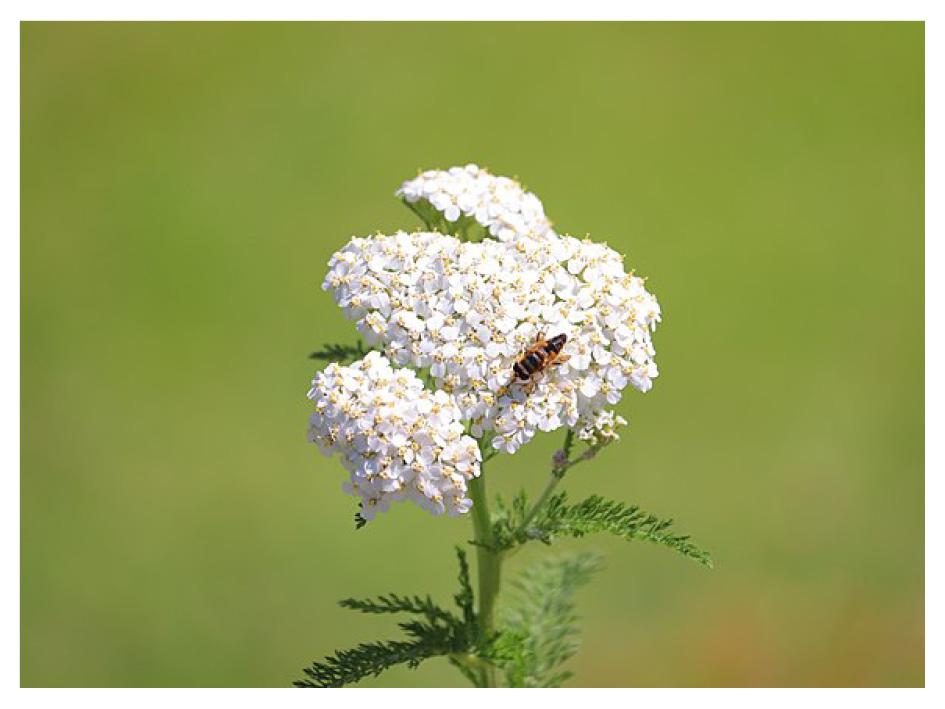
323, 227, 660, 454
397, 164, 554, 241
576, 409, 628, 446
307, 352, 482, 520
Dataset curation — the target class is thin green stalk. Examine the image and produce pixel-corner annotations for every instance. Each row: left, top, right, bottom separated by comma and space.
467, 471, 501, 687
520, 472, 564, 530
519, 429, 576, 530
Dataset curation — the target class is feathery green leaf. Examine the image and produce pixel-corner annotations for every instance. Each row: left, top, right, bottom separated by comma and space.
338, 594, 455, 624
295, 547, 480, 687
294, 622, 461, 688
308, 340, 370, 365
490, 491, 713, 567
491, 552, 604, 687
453, 546, 476, 629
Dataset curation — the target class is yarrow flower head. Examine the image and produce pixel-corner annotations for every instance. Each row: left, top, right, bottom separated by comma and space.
397, 164, 554, 241
323, 228, 660, 454
307, 351, 482, 520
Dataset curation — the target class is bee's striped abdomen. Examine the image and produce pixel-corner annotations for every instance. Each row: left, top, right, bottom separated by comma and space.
524, 351, 545, 371
514, 352, 544, 380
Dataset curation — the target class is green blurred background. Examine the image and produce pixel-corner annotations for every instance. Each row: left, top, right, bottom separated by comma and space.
21, 22, 924, 687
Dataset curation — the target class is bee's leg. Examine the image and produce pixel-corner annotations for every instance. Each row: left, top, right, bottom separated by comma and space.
552, 355, 571, 365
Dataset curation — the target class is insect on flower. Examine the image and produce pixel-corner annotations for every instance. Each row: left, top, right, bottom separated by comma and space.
509, 332, 571, 387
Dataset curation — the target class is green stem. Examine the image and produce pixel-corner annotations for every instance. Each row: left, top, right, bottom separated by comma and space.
519, 429, 576, 530
520, 472, 564, 530
467, 472, 501, 687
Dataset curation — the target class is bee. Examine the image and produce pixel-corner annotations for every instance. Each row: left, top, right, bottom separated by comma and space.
509, 332, 571, 386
